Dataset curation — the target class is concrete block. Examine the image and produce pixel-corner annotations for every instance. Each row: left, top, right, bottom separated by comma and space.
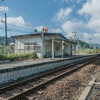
0, 55, 96, 84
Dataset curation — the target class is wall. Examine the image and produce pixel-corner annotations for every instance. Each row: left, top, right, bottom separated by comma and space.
16, 36, 41, 48
64, 44, 68, 55
0, 55, 96, 84
44, 40, 52, 57
15, 35, 74, 57
44, 40, 73, 57
15, 36, 42, 57
67, 44, 72, 55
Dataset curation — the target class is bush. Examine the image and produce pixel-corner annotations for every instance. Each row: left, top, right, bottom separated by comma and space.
31, 52, 38, 58
7, 54, 18, 61
0, 55, 6, 60
0, 52, 38, 61
44, 54, 47, 58
0, 45, 3, 48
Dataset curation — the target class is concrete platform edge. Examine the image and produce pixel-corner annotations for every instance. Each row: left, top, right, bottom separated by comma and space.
78, 78, 96, 100
0, 55, 97, 74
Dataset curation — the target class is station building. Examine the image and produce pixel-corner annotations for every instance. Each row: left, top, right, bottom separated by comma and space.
12, 31, 76, 58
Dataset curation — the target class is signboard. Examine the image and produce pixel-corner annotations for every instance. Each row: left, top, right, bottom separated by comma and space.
62, 41, 64, 49
62, 45, 64, 49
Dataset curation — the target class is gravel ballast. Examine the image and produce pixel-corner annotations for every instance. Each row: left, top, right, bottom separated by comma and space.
86, 84, 100, 100
28, 59, 100, 100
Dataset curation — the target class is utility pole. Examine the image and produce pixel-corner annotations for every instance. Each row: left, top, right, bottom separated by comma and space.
72, 32, 77, 42
72, 31, 81, 55
72, 32, 77, 55
89, 38, 91, 54
5, 13, 8, 46
41, 28, 44, 61
94, 41, 96, 53
89, 38, 91, 49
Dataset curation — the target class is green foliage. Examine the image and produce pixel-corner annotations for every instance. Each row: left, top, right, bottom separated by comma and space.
44, 54, 47, 58
78, 49, 100, 54
0, 47, 6, 55
0, 36, 15, 46
83, 44, 89, 49
0, 55, 7, 60
7, 54, 17, 61
0, 52, 38, 61
0, 47, 38, 61
0, 45, 3, 48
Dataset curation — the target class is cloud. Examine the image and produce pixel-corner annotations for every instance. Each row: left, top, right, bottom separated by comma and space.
66, 32, 100, 44
51, 28, 62, 33
0, 6, 9, 12
82, 32, 100, 43
66, 32, 74, 38
53, 0, 100, 44
82, 33, 91, 39
66, 31, 83, 40
0, 17, 2, 24
87, 18, 100, 32
53, 8, 72, 21
78, 0, 100, 18
2, 16, 32, 28
60, 0, 81, 3
34, 26, 45, 31
78, 0, 100, 32
77, 0, 81, 3
62, 20, 85, 33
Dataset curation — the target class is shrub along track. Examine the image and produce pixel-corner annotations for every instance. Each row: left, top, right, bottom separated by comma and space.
0, 55, 99, 100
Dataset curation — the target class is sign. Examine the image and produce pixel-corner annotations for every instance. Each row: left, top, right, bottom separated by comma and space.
62, 41, 64, 49
62, 45, 64, 49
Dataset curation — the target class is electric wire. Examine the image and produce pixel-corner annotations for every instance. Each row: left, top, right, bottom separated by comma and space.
2, 0, 51, 28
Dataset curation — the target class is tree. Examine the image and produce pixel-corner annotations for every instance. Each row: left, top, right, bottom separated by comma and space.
90, 46, 93, 49
83, 44, 88, 49
96, 47, 98, 49
0, 45, 3, 48
34, 28, 37, 32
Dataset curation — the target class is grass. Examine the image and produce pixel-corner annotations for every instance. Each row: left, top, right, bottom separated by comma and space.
78, 49, 100, 54
0, 47, 6, 55
1, 47, 100, 61
0, 52, 38, 61
0, 47, 38, 61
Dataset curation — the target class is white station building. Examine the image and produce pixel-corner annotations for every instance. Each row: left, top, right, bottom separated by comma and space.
12, 32, 76, 58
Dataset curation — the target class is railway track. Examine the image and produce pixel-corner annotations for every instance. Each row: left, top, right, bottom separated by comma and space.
0, 55, 99, 100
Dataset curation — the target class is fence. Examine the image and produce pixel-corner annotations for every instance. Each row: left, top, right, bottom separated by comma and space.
0, 47, 15, 56
0, 44, 41, 56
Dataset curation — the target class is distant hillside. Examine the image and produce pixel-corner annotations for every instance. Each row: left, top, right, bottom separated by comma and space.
95, 44, 100, 48
90, 43, 100, 48
69, 39, 100, 48
69, 39, 89, 48
0, 36, 15, 46
78, 40, 89, 47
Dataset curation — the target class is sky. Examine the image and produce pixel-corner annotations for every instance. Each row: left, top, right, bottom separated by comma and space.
0, 0, 100, 44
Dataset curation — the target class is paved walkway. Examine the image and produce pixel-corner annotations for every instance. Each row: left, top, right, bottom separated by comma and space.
0, 55, 85, 70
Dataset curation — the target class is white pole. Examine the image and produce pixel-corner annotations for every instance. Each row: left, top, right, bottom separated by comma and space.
94, 41, 96, 53
62, 41, 64, 58
52, 39, 54, 59
41, 31, 44, 60
74, 45, 76, 55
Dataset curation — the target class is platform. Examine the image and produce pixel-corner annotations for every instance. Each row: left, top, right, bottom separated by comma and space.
0, 54, 97, 85
0, 55, 88, 70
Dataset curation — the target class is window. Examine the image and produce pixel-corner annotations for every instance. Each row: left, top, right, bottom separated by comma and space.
24, 42, 41, 53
